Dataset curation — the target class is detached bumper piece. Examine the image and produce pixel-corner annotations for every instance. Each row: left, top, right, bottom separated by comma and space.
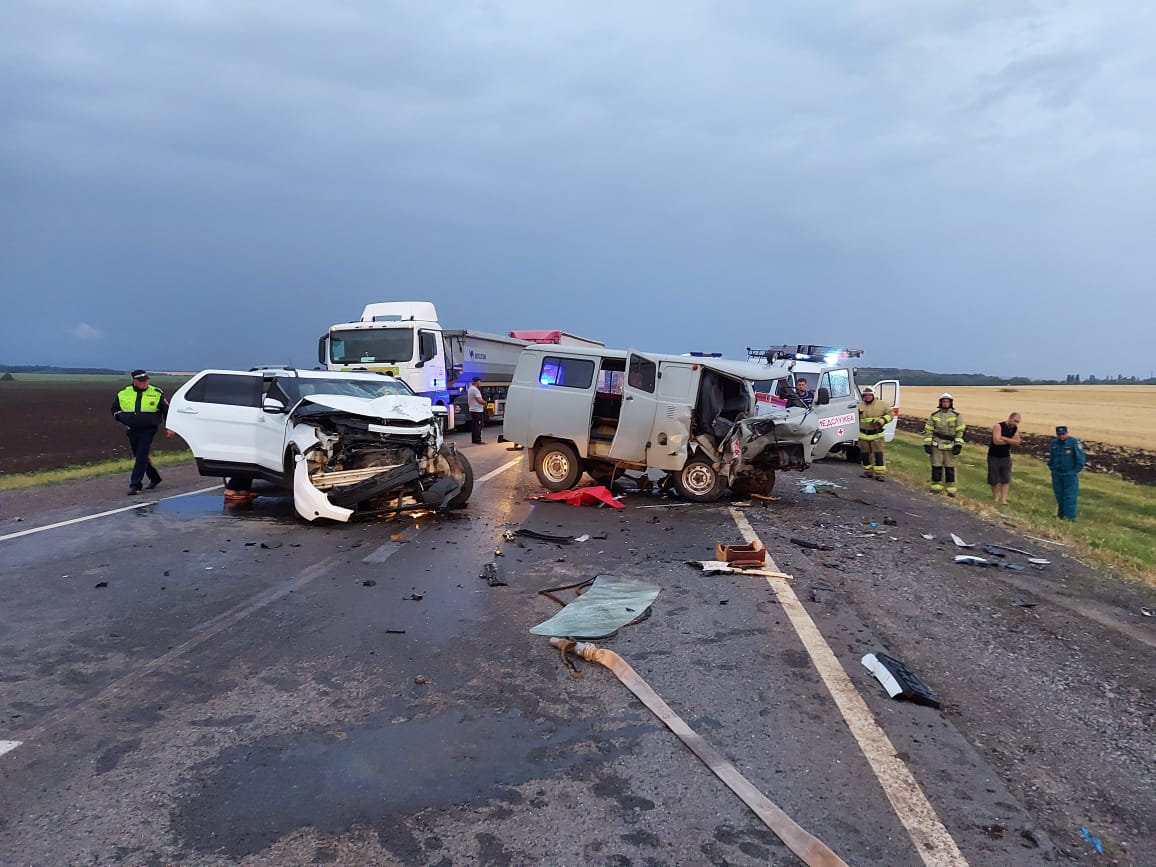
861, 652, 942, 708
327, 462, 422, 508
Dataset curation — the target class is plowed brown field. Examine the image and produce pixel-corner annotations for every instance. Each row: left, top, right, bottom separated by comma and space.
0, 379, 190, 475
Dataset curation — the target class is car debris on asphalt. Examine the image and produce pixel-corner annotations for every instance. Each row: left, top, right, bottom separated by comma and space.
530, 576, 660, 639
480, 562, 507, 587
861, 652, 942, 708
789, 538, 834, 551
526, 486, 624, 509
950, 533, 974, 548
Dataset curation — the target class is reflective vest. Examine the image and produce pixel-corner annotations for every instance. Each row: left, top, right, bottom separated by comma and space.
923, 408, 964, 449
858, 399, 893, 440
116, 385, 165, 427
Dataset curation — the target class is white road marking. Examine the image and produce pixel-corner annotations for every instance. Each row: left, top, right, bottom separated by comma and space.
0, 740, 21, 759
730, 508, 970, 867
0, 485, 224, 543
476, 459, 522, 484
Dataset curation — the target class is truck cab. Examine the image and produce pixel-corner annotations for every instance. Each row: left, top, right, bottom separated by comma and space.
748, 345, 900, 460
503, 345, 819, 502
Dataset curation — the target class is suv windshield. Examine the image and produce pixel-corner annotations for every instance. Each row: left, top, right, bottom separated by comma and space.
293, 378, 415, 400
330, 329, 415, 364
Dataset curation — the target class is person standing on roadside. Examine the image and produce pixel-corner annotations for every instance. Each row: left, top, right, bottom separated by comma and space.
923, 392, 965, 497
467, 377, 487, 444
987, 412, 1022, 506
856, 386, 893, 481
111, 370, 171, 495
1048, 425, 1086, 521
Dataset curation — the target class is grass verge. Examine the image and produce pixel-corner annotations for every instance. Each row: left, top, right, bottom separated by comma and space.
0, 451, 194, 493
882, 431, 1156, 586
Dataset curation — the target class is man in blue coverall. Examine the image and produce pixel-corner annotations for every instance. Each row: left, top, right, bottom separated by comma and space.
1047, 425, 1086, 521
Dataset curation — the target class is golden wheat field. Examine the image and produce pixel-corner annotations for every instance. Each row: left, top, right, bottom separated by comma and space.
898, 386, 1156, 450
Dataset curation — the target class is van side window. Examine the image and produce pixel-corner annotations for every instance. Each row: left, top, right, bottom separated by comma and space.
186, 374, 262, 407
821, 369, 851, 399
627, 355, 657, 393
539, 356, 595, 389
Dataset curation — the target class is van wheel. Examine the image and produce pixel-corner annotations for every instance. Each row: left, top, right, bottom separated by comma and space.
674, 459, 723, 502
535, 441, 583, 491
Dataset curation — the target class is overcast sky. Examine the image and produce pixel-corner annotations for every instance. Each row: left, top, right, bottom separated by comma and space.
3, 1, 1153, 379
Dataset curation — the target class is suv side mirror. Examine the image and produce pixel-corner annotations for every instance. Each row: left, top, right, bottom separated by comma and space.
816, 387, 830, 406
263, 397, 288, 414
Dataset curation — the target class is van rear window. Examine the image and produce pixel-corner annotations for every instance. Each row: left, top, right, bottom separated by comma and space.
539, 357, 595, 389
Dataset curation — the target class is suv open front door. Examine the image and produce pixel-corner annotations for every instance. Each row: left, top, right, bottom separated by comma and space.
608, 350, 660, 464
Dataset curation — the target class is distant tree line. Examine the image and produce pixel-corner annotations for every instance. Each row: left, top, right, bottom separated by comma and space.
857, 368, 1156, 386
0, 364, 124, 375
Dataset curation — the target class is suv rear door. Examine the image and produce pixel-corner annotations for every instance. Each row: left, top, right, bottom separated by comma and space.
171, 372, 286, 474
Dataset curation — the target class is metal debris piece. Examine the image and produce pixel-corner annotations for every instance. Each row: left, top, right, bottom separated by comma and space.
986, 543, 1035, 557
981, 545, 1007, 558
954, 555, 993, 567
921, 534, 935, 540
361, 579, 377, 587
861, 652, 941, 708
1142, 608, 1154, 617
574, 534, 591, 543
403, 593, 424, 601
1002, 563, 1026, 571
1010, 597, 1038, 608
1027, 558, 1051, 566
882, 517, 898, 526
950, 533, 974, 548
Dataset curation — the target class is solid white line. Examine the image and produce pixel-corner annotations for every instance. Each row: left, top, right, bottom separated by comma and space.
476, 459, 522, 484
0, 485, 224, 543
0, 740, 21, 758
730, 508, 970, 867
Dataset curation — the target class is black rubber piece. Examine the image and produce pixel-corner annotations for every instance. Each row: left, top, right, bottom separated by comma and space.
874, 652, 942, 708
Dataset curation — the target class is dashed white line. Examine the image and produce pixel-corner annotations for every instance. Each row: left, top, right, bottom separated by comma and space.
476, 459, 522, 484
730, 507, 970, 867
0, 485, 224, 543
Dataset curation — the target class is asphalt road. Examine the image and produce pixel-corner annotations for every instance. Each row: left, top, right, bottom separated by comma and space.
1, 435, 1152, 866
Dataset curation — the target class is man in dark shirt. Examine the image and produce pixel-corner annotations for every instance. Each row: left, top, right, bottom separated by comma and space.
987, 412, 1021, 505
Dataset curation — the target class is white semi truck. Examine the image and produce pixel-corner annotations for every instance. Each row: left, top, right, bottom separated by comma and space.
318, 302, 600, 430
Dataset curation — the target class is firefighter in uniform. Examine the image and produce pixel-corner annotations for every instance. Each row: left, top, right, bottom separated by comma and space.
857, 386, 892, 480
923, 392, 965, 496
111, 369, 170, 495
1047, 425, 1086, 520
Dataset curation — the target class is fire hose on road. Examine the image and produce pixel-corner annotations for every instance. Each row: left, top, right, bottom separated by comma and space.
551, 638, 849, 867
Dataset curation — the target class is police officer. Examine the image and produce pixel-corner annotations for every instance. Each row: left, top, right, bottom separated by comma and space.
857, 386, 893, 481
1047, 425, 1086, 520
111, 369, 170, 495
923, 392, 965, 496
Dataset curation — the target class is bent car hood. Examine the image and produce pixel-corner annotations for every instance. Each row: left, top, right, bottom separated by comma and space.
295, 393, 434, 422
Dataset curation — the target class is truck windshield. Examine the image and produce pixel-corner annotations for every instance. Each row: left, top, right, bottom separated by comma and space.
297, 378, 415, 399
330, 329, 415, 364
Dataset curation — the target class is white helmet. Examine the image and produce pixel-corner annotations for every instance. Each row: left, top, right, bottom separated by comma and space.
939, 392, 953, 401
862, 386, 875, 395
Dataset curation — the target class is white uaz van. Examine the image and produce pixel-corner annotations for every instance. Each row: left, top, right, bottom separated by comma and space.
502, 346, 819, 502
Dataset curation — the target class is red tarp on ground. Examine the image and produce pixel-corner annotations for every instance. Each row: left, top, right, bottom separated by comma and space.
526, 486, 624, 509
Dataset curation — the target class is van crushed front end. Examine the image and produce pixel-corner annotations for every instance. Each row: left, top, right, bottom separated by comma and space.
707, 409, 818, 497
288, 395, 471, 522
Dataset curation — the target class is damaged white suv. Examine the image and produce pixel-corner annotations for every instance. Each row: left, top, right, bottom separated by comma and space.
167, 367, 472, 522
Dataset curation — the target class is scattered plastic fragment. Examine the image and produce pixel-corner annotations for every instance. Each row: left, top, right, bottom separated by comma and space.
1010, 598, 1038, 608
94, 581, 108, 589
954, 555, 992, 567
480, 562, 507, 587
802, 485, 817, 494
950, 534, 974, 548
385, 628, 406, 634
882, 517, 898, 526
1142, 608, 1154, 618
861, 652, 941, 708
403, 593, 424, 601
982, 545, 1007, 558
527, 486, 624, 509
515, 528, 575, 544
1003, 563, 1026, 571
1027, 558, 1051, 566
574, 534, 591, 543
790, 538, 834, 551
361, 579, 377, 587
797, 478, 842, 490
1079, 827, 1103, 855
921, 534, 935, 540
260, 541, 282, 549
